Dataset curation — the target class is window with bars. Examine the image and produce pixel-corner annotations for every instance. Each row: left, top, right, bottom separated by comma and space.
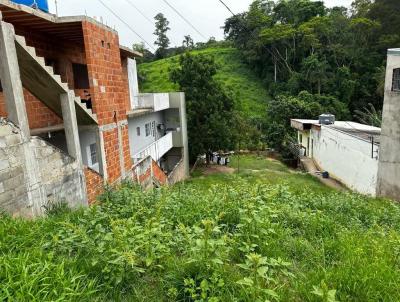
89, 143, 98, 166
145, 123, 151, 137
392, 68, 400, 92
152, 121, 156, 137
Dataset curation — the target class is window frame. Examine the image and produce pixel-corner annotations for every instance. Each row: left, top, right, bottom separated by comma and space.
145, 123, 151, 137
87, 143, 98, 167
151, 121, 156, 137
392, 68, 400, 92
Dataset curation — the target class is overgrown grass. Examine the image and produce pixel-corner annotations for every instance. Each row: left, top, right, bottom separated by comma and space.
1, 155, 400, 301
139, 48, 269, 119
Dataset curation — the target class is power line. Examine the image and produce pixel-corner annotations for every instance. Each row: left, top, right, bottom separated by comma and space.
123, 0, 154, 26
160, 0, 207, 40
218, 0, 235, 16
96, 0, 156, 51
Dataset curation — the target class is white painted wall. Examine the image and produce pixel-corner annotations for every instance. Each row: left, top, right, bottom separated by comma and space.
128, 112, 164, 157
79, 129, 99, 173
312, 126, 379, 196
127, 58, 139, 109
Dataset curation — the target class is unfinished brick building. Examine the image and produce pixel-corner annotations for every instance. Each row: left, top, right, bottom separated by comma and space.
0, 1, 189, 216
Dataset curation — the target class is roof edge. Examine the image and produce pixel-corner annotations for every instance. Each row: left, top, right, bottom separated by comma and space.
0, 0, 117, 34
388, 48, 400, 56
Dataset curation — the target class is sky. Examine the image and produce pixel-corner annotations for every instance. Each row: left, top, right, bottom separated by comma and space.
47, 0, 354, 49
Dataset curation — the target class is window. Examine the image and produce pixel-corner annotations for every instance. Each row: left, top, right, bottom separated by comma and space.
299, 134, 303, 144
393, 68, 400, 92
145, 123, 151, 137
152, 121, 156, 137
136, 127, 141, 136
0, 80, 2, 92
72, 63, 90, 89
89, 143, 98, 166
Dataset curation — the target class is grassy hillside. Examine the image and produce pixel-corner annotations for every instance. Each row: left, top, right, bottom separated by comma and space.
1, 155, 400, 301
139, 48, 270, 119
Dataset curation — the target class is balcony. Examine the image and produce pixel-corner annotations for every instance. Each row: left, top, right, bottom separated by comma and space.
132, 93, 170, 112
132, 131, 174, 163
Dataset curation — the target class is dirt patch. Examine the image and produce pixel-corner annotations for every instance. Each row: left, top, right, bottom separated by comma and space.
201, 165, 235, 175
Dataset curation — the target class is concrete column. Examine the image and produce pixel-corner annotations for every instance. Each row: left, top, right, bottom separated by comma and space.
377, 49, 400, 200
60, 92, 83, 164
0, 15, 47, 215
95, 127, 108, 181
60, 92, 88, 206
0, 13, 30, 140
117, 120, 127, 180
177, 92, 190, 177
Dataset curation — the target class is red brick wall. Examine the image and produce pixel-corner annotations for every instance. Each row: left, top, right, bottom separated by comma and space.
102, 128, 122, 182
84, 167, 104, 205
0, 89, 63, 129
82, 21, 127, 125
82, 21, 132, 183
152, 160, 168, 185
0, 25, 87, 129
122, 125, 132, 171
132, 158, 168, 187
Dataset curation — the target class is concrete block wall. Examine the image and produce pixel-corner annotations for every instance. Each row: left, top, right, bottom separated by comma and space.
0, 123, 30, 216
31, 137, 86, 208
0, 121, 86, 217
167, 159, 186, 185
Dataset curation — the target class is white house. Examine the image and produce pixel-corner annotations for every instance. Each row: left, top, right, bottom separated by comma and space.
126, 58, 189, 181
291, 117, 381, 196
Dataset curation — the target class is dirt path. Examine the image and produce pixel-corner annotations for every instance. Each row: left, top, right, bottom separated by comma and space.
201, 165, 235, 175
300, 157, 347, 191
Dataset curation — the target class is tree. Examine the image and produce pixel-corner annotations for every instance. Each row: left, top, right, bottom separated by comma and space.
154, 13, 170, 59
225, 0, 389, 120
132, 42, 154, 62
354, 103, 382, 127
182, 35, 194, 49
301, 54, 329, 94
170, 53, 236, 161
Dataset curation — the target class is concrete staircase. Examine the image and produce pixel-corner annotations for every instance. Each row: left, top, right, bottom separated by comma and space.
14, 35, 97, 125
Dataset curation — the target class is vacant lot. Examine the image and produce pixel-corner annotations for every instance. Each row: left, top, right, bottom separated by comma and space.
1, 155, 399, 301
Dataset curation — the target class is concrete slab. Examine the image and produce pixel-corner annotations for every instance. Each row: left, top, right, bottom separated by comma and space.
300, 157, 347, 191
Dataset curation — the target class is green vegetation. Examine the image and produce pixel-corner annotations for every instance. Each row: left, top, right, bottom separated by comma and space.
2, 155, 400, 301
222, 0, 400, 153
139, 47, 269, 120
170, 53, 237, 161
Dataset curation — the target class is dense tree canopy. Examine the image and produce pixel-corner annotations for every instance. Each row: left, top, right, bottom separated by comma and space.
170, 53, 237, 161
224, 0, 399, 154
224, 0, 399, 114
